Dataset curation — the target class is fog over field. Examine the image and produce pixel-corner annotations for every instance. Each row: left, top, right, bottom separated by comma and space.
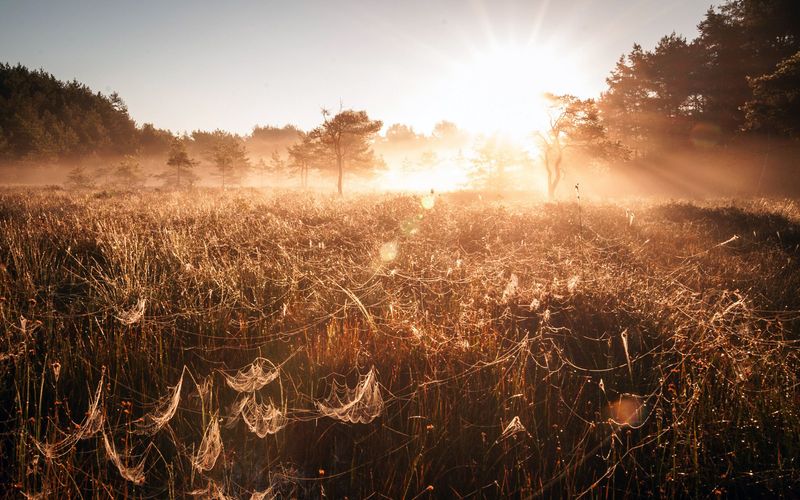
0, 0, 799, 498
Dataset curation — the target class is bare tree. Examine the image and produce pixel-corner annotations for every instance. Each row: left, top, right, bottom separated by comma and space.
537, 94, 628, 199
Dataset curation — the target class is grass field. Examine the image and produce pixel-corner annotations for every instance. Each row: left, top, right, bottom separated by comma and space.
1, 188, 799, 498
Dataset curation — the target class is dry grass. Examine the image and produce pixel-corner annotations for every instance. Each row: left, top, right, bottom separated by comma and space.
0, 188, 798, 498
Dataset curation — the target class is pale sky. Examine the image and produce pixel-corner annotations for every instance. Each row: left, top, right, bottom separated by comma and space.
0, 0, 715, 136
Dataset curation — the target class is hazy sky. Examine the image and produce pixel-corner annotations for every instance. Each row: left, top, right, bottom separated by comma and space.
0, 1, 714, 135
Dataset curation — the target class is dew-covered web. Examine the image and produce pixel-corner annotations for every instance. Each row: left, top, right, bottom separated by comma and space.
316, 367, 384, 424
222, 357, 280, 393
498, 415, 528, 442
102, 428, 150, 484
135, 366, 186, 435
192, 414, 223, 472
32, 369, 106, 460
226, 393, 287, 437
188, 479, 235, 500
115, 297, 146, 325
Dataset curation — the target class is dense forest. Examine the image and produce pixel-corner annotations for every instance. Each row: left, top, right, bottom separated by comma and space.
0, 63, 141, 162
599, 0, 800, 152
0, 0, 798, 194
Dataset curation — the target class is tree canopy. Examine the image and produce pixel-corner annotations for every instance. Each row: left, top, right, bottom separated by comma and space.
307, 109, 382, 195
158, 137, 199, 189
0, 63, 140, 163
600, 0, 800, 152
744, 50, 800, 138
199, 130, 251, 188
287, 133, 318, 188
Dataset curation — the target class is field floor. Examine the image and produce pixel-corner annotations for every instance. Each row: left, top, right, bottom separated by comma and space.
1, 189, 799, 498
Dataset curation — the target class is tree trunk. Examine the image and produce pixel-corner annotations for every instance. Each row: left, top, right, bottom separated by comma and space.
337, 156, 343, 195
547, 157, 562, 201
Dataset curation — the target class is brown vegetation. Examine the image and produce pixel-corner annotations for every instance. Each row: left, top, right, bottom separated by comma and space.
0, 189, 799, 497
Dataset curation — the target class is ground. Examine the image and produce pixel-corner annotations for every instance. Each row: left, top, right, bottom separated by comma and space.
1, 188, 798, 498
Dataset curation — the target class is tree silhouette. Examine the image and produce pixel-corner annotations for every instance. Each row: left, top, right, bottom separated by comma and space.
308, 109, 382, 195
0, 63, 139, 163
113, 155, 146, 188
247, 124, 302, 160
384, 124, 420, 145
287, 133, 318, 189
207, 132, 250, 188
600, 35, 701, 154
159, 137, 198, 189
269, 150, 287, 178
538, 94, 628, 200
139, 123, 174, 157
744, 51, 800, 138
470, 135, 528, 191
65, 164, 95, 190
253, 158, 270, 188
600, 0, 800, 152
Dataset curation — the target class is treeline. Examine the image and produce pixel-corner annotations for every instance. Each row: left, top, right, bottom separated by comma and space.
0, 63, 140, 162
0, 62, 393, 192
599, 0, 800, 154
0, 63, 307, 169
60, 110, 390, 193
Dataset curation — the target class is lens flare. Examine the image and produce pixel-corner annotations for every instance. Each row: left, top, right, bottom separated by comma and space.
608, 395, 645, 427
380, 241, 398, 262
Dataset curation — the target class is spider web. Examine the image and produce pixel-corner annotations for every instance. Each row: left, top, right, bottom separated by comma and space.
192, 414, 223, 472
135, 367, 185, 435
34, 370, 105, 459
226, 393, 287, 438
316, 367, 384, 424
222, 358, 280, 393
101, 428, 149, 484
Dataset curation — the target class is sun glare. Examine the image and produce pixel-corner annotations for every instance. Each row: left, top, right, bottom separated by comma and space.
379, 159, 471, 192
437, 43, 588, 141
386, 42, 593, 193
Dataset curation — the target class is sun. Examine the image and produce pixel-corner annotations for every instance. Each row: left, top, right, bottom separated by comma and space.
381, 42, 589, 193
436, 43, 589, 141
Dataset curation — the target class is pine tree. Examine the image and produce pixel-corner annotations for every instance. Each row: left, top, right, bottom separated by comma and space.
207, 132, 250, 188
65, 164, 95, 190
158, 137, 198, 189
113, 155, 146, 188
307, 109, 382, 195
288, 133, 318, 189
